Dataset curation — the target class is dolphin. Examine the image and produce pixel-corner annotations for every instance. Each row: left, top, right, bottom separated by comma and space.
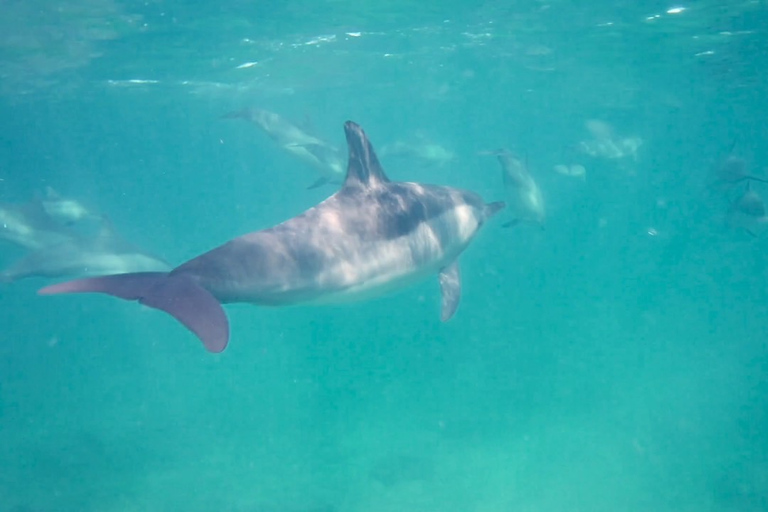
725, 181, 768, 236
730, 181, 766, 217
481, 149, 545, 228
711, 155, 768, 185
1, 217, 170, 282
379, 140, 455, 168
224, 107, 345, 188
39, 121, 504, 353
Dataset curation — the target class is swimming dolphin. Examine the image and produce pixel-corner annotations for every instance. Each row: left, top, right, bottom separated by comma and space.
711, 155, 768, 186
1, 217, 170, 283
224, 107, 345, 188
481, 149, 545, 228
39, 122, 505, 353
725, 181, 768, 236
380, 140, 455, 168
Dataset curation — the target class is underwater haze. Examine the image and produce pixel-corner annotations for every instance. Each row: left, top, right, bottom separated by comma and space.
2, 0, 768, 511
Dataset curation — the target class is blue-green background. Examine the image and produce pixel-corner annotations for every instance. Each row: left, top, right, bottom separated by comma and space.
2, 1, 768, 511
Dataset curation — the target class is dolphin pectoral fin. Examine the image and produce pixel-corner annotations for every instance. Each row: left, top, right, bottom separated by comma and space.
39, 272, 230, 353
139, 275, 229, 353
438, 261, 461, 321
307, 176, 331, 189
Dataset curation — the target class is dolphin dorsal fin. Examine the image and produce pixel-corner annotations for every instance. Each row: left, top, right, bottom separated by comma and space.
343, 121, 390, 189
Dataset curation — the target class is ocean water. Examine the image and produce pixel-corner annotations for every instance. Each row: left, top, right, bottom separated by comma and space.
1, 1, 768, 511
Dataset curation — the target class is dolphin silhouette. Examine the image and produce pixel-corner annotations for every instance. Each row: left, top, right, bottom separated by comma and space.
480, 149, 545, 228
224, 107, 345, 188
39, 122, 504, 353
2, 217, 170, 282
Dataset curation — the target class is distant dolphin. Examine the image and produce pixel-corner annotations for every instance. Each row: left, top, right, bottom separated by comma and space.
380, 140, 455, 168
1, 218, 170, 282
726, 181, 768, 236
481, 149, 545, 228
711, 155, 768, 185
224, 107, 345, 188
730, 181, 766, 217
39, 121, 504, 353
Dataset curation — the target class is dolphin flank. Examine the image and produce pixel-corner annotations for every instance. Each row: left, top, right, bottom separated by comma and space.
39, 121, 504, 353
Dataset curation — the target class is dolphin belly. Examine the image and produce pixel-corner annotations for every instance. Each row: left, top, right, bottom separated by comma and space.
307, 213, 476, 305
184, 201, 479, 308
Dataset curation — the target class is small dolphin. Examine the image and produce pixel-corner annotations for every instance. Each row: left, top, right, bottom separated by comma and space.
711, 155, 768, 185
482, 149, 545, 228
731, 182, 766, 217
2, 218, 170, 282
379, 140, 455, 168
224, 107, 345, 188
39, 122, 504, 353
726, 182, 768, 236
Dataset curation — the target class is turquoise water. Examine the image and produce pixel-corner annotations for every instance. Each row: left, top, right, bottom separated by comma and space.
2, 1, 768, 510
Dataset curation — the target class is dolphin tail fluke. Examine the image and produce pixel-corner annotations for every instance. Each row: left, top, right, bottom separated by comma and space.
38, 272, 230, 353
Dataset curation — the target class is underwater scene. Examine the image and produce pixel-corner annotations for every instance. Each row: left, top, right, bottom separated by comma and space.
1, 0, 767, 511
